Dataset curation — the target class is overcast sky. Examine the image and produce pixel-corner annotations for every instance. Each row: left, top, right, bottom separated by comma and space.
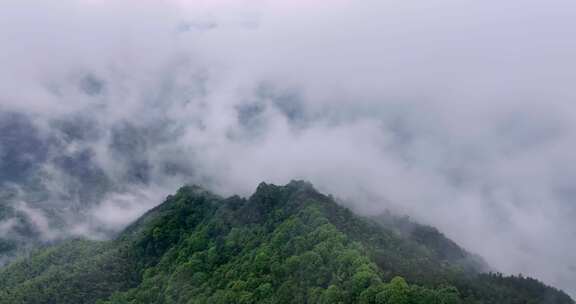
1, 0, 576, 297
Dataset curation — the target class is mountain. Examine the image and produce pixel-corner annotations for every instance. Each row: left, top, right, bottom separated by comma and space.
0, 181, 572, 303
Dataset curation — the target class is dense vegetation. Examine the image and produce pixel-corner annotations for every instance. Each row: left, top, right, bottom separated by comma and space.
0, 181, 572, 303
0, 202, 41, 265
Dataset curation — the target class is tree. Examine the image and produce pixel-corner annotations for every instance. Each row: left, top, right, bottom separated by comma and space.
377, 277, 410, 304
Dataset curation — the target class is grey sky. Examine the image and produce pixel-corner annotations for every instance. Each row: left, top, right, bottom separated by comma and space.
1, 0, 576, 297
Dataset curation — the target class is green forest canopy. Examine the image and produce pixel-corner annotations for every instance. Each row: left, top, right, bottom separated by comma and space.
0, 181, 572, 304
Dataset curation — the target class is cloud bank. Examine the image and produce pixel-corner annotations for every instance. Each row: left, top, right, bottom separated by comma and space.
1, 0, 576, 297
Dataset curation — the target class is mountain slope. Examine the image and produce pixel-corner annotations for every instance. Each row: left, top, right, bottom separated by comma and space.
0, 181, 572, 303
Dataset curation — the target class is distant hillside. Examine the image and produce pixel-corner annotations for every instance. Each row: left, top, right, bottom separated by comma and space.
0, 110, 164, 265
0, 181, 572, 303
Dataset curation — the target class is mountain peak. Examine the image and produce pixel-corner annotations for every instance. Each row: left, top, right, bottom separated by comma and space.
0, 182, 573, 304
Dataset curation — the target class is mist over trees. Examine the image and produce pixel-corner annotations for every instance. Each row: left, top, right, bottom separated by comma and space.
1, 0, 576, 298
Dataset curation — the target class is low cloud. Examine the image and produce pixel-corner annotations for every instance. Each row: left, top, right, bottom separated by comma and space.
1, 0, 575, 297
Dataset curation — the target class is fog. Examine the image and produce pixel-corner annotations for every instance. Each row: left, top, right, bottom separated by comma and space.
1, 0, 576, 297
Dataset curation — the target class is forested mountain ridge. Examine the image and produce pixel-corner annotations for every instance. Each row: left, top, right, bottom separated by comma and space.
0, 181, 572, 303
